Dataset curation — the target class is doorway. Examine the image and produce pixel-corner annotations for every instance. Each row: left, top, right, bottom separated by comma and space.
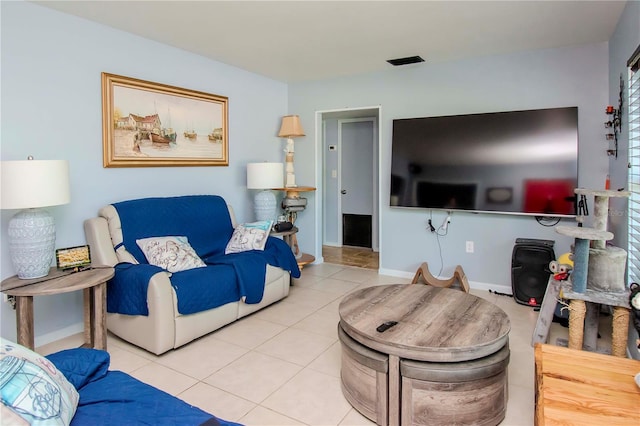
339, 119, 374, 248
316, 107, 380, 267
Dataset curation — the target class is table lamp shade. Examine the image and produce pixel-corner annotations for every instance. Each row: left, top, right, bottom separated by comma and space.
278, 115, 305, 138
1, 160, 70, 209
247, 162, 283, 189
1, 159, 71, 279
247, 162, 283, 222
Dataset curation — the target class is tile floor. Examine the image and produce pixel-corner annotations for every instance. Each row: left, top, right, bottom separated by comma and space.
39, 263, 599, 426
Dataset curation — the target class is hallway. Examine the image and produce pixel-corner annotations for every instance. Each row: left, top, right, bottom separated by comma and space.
322, 246, 379, 270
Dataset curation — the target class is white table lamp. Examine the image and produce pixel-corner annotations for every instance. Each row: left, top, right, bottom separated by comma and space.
247, 162, 283, 222
1, 158, 71, 279
278, 115, 305, 188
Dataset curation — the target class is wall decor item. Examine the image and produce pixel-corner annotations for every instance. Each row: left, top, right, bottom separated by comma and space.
604, 74, 624, 158
101, 73, 228, 167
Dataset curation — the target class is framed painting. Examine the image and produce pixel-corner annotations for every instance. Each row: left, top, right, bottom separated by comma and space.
101, 72, 228, 167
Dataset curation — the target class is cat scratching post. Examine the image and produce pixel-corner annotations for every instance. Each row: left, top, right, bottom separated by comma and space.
555, 226, 613, 293
555, 225, 617, 353
532, 190, 632, 356
553, 189, 631, 356
575, 189, 630, 292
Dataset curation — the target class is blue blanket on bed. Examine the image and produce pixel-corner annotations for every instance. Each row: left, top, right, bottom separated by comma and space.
108, 196, 300, 316
47, 348, 242, 425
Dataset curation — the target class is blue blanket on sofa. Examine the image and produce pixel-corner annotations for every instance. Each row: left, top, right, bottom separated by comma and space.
107, 195, 300, 316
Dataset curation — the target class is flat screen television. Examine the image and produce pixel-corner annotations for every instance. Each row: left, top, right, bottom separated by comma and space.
390, 107, 578, 217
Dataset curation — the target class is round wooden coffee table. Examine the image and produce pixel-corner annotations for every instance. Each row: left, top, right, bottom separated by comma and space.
338, 284, 511, 426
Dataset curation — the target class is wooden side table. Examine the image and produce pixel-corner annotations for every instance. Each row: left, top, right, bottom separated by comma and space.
274, 186, 316, 269
1, 267, 114, 351
271, 226, 315, 270
271, 226, 298, 251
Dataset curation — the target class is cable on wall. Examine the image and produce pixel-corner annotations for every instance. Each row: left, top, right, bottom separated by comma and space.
427, 211, 450, 276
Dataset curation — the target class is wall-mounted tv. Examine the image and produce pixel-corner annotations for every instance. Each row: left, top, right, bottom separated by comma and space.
390, 107, 578, 217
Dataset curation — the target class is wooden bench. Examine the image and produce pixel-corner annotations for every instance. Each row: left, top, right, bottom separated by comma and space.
534, 343, 640, 425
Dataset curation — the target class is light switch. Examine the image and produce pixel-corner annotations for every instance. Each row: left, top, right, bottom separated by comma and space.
329, 145, 337, 151
331, 170, 337, 178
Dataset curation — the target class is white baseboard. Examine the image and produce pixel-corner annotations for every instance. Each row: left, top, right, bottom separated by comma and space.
378, 267, 413, 279
35, 322, 84, 348
377, 267, 512, 294
323, 242, 341, 247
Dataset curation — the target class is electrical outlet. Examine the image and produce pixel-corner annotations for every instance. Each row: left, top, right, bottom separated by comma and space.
3, 294, 16, 309
466, 241, 474, 253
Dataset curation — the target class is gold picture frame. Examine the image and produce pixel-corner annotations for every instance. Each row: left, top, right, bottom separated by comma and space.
101, 72, 228, 167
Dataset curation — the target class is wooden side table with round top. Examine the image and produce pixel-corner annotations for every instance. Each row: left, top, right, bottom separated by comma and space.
274, 186, 316, 269
1, 267, 114, 351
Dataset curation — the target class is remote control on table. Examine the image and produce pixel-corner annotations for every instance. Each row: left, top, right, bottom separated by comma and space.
376, 321, 398, 332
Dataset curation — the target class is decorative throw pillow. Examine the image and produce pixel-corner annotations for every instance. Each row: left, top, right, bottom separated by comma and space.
225, 220, 273, 254
0, 338, 79, 426
136, 236, 206, 273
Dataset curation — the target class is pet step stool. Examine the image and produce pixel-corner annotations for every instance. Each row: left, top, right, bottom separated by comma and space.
411, 262, 470, 293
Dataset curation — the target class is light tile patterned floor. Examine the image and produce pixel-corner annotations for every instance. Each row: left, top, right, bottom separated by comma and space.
39, 263, 595, 426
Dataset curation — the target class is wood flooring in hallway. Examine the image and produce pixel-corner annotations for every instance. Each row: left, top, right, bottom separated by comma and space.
322, 245, 379, 270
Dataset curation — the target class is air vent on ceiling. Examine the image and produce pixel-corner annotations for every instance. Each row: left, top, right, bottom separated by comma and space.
386, 56, 425, 66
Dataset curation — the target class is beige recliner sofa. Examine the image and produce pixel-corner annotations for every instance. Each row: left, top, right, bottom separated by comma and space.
84, 195, 295, 355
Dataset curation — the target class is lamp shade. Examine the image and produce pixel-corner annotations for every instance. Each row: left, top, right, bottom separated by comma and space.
278, 115, 305, 138
247, 162, 284, 189
1, 159, 70, 279
1, 159, 70, 209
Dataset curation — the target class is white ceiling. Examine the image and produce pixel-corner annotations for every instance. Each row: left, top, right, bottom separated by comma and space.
33, 0, 627, 83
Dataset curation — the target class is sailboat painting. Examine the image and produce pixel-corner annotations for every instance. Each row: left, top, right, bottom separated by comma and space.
102, 72, 228, 167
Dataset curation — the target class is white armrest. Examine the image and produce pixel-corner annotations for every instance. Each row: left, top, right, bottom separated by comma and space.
84, 217, 118, 267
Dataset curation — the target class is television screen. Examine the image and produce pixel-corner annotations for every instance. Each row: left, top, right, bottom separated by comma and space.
390, 107, 578, 216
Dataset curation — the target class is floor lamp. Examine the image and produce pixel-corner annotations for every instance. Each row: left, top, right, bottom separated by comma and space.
1, 158, 71, 279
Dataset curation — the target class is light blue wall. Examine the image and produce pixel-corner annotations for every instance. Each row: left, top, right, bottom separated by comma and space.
323, 119, 340, 245
290, 43, 609, 287
0, 2, 288, 345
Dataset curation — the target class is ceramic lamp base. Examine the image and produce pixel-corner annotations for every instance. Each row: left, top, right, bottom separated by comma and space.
254, 190, 277, 222
8, 208, 56, 279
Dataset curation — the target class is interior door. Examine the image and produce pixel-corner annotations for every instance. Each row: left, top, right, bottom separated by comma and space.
340, 120, 374, 247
